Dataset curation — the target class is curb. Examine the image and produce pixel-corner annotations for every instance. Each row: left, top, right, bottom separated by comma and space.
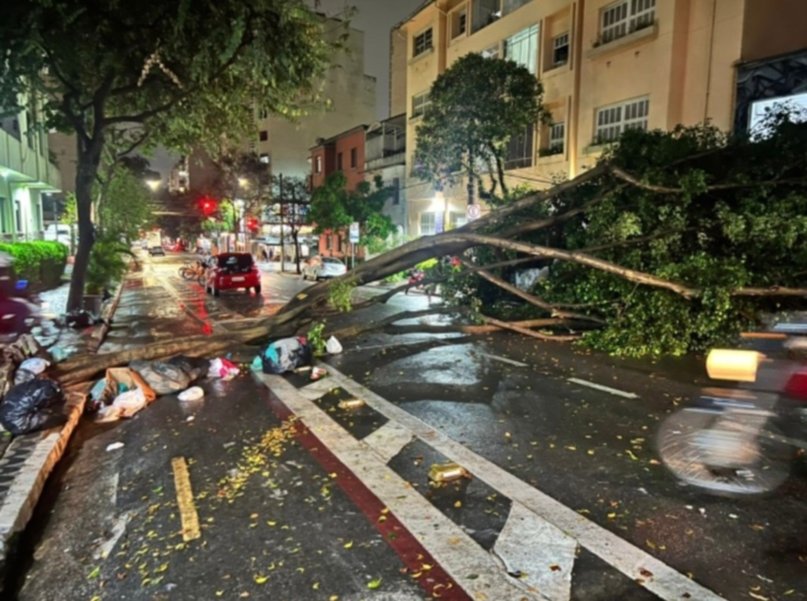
0, 270, 130, 589
0, 386, 87, 580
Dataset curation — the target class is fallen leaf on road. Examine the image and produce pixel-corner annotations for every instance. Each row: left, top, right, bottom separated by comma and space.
749, 592, 769, 601
367, 578, 382, 590
254, 575, 269, 584
87, 566, 101, 580
343, 541, 353, 549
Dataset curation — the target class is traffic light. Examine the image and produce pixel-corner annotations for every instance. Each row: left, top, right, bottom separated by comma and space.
246, 216, 260, 232
198, 196, 218, 217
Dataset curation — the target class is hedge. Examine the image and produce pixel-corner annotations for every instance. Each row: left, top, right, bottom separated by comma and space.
0, 241, 69, 289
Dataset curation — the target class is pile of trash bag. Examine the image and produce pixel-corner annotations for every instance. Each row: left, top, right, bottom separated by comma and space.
258, 337, 313, 374
87, 355, 208, 420
0, 378, 64, 435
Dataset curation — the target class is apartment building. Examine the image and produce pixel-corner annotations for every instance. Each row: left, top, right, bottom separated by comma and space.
398, 0, 807, 237
0, 94, 62, 241
253, 15, 377, 180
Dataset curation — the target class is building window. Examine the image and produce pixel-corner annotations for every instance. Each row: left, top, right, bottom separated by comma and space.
449, 211, 467, 230
315, 156, 322, 173
451, 9, 467, 39
552, 33, 570, 67
504, 25, 539, 75
392, 178, 400, 205
420, 212, 436, 236
14, 200, 22, 233
260, 153, 270, 164
350, 147, 357, 169
595, 97, 649, 143
259, 130, 268, 142
412, 91, 431, 119
337, 152, 343, 170
472, 0, 500, 33
600, 0, 655, 45
505, 124, 534, 170
503, 0, 530, 16
549, 122, 565, 153
413, 28, 433, 57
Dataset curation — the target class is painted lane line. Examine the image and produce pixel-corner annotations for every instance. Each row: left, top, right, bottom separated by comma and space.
477, 352, 529, 368
493, 502, 577, 601
567, 377, 639, 399
361, 422, 415, 464
171, 457, 201, 542
259, 373, 542, 601
323, 365, 725, 601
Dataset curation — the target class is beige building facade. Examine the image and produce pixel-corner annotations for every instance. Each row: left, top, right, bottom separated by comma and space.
398, 0, 807, 237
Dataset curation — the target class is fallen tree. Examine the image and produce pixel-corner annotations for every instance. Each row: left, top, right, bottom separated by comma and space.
53, 119, 807, 381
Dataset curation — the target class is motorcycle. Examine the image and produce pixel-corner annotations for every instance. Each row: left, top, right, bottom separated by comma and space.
657, 323, 807, 496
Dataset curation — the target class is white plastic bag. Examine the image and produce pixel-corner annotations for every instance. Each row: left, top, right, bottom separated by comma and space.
325, 336, 343, 355
178, 386, 204, 402
19, 358, 50, 375
96, 388, 147, 421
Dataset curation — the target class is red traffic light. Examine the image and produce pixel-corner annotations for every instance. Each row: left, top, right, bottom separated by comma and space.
198, 196, 218, 217
246, 216, 260, 232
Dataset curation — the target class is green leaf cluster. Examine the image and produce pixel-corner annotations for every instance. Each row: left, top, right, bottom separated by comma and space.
529, 118, 807, 356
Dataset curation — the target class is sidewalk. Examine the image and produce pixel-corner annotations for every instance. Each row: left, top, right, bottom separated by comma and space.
0, 264, 200, 586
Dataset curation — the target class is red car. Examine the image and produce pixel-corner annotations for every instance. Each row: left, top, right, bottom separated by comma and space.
205, 253, 261, 296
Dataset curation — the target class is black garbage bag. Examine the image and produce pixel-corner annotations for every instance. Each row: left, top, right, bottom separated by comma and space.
0, 378, 65, 435
130, 360, 191, 396
260, 337, 312, 374
166, 355, 208, 382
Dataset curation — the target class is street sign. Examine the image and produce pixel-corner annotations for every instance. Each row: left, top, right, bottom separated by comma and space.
467, 203, 481, 220
349, 221, 360, 244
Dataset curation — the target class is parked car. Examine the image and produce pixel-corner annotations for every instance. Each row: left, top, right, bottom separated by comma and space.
205, 253, 261, 296
302, 256, 347, 281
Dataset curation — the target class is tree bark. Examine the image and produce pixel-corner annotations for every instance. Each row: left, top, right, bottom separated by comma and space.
481, 315, 580, 342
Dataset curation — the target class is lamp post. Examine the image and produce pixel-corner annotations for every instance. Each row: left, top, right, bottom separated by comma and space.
234, 198, 245, 251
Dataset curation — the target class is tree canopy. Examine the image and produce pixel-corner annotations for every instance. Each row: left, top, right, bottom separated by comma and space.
0, 0, 337, 310
308, 172, 396, 253
414, 54, 548, 203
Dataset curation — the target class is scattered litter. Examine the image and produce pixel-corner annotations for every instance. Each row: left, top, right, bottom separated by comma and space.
178, 386, 204, 402
698, 507, 706, 517
311, 366, 327, 381
258, 337, 312, 374
294, 365, 312, 373
14, 357, 50, 385
428, 463, 468, 484
729, 513, 739, 519
223, 442, 236, 449
338, 398, 365, 410
130, 360, 191, 395
326, 336, 343, 355
637, 487, 649, 495
186, 416, 195, 422
91, 368, 156, 422
208, 357, 240, 380
106, 442, 125, 452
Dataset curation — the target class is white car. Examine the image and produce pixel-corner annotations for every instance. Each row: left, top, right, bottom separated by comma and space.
302, 256, 347, 280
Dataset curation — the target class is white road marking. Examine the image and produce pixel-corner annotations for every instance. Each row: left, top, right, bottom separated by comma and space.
324, 365, 725, 601
493, 502, 577, 601
258, 373, 542, 601
567, 377, 639, 399
361, 422, 415, 463
477, 352, 529, 368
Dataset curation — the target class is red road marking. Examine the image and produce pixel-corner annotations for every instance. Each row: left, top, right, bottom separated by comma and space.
263, 387, 472, 601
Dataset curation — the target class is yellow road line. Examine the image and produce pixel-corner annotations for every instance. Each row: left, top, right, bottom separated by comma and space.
171, 457, 201, 542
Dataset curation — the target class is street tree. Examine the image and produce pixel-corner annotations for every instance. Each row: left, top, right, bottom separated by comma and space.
308, 171, 396, 255
414, 54, 549, 204
0, 0, 335, 311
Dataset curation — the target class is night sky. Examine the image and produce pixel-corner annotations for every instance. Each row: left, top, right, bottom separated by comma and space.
311, 0, 425, 119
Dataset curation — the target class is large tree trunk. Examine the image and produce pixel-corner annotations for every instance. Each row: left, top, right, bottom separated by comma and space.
66, 137, 104, 313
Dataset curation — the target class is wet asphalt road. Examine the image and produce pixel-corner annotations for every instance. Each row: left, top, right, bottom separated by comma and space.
11, 252, 807, 601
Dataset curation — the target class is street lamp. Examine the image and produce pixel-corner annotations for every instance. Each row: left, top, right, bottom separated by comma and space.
145, 178, 161, 192
234, 199, 245, 251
